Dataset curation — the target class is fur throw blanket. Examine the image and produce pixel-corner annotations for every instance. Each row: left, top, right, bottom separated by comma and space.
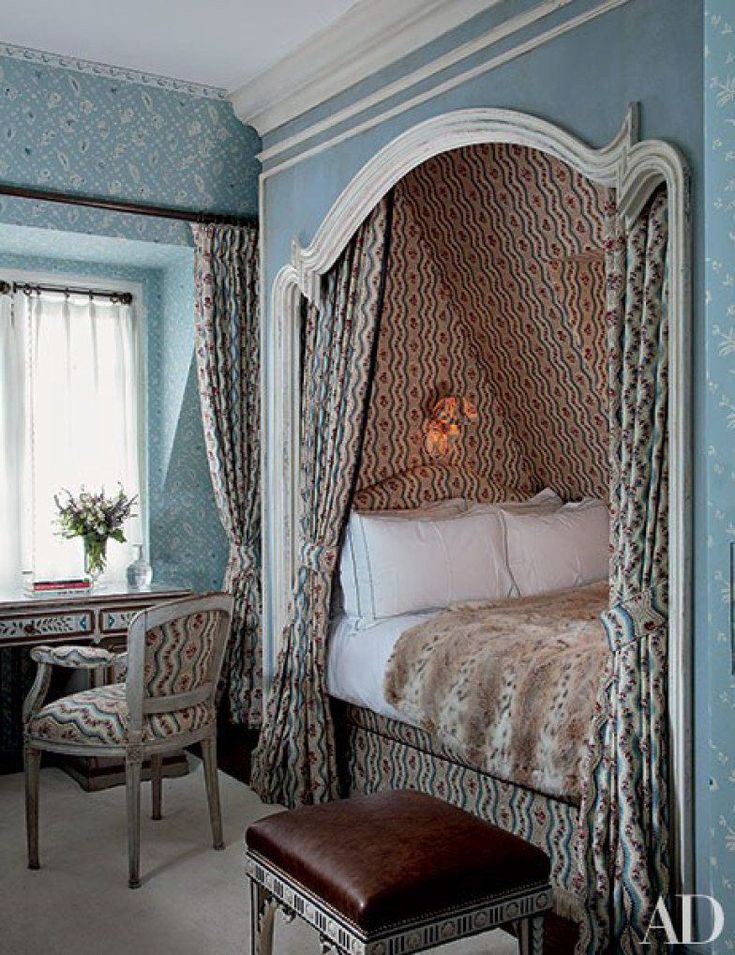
384, 582, 610, 803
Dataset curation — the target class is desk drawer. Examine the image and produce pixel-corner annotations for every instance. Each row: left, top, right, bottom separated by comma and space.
0, 610, 94, 643
98, 605, 151, 635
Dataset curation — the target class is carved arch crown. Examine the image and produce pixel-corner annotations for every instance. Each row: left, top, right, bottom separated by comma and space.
273, 104, 687, 305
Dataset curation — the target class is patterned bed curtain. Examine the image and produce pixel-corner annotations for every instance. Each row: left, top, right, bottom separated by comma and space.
192, 223, 262, 727
577, 186, 670, 953
251, 196, 394, 806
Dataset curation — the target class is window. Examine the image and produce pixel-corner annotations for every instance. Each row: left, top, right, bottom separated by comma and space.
0, 273, 144, 587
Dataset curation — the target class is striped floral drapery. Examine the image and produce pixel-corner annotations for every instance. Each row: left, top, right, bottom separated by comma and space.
251, 196, 394, 806
577, 186, 670, 953
193, 223, 262, 727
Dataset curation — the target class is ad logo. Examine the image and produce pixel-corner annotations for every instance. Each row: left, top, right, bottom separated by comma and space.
643, 895, 725, 946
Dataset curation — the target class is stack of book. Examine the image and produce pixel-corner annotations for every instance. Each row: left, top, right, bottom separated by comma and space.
24, 578, 92, 598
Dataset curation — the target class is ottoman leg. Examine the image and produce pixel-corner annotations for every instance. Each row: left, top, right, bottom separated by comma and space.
249, 879, 276, 955
519, 914, 545, 955
319, 936, 347, 954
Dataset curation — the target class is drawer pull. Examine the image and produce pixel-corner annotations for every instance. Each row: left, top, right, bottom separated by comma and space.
23, 623, 36, 635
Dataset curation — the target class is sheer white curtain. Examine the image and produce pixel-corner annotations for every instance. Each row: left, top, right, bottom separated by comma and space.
0, 289, 142, 588
0, 292, 26, 589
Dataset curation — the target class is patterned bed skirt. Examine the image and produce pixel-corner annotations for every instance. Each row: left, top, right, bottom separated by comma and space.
336, 703, 584, 926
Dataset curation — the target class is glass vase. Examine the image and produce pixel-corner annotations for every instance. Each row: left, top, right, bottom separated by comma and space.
83, 534, 108, 583
126, 544, 153, 590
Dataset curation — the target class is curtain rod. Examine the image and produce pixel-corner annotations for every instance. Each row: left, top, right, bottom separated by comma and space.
0, 182, 256, 227
0, 279, 133, 305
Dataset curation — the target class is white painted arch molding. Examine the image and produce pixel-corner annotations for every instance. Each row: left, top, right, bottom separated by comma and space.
288, 104, 646, 299
264, 103, 692, 895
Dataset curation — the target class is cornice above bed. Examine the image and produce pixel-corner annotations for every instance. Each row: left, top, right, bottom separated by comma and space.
230, 0, 497, 136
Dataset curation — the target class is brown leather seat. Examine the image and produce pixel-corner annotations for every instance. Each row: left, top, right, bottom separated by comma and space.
246, 789, 551, 933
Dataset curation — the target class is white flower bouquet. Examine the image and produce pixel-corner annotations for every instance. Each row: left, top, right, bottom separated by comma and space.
54, 485, 137, 580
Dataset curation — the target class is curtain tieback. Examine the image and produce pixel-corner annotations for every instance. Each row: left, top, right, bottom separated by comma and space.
298, 540, 339, 576
601, 584, 668, 651
228, 542, 256, 575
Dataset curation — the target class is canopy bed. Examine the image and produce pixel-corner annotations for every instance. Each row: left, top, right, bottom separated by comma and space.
254, 106, 690, 954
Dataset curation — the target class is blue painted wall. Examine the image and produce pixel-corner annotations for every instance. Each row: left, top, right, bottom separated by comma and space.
259, 0, 723, 940
0, 49, 260, 593
704, 4, 735, 946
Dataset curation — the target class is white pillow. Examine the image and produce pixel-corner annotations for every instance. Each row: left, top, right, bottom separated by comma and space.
355, 498, 468, 520
341, 509, 516, 627
467, 488, 563, 516
331, 499, 468, 618
502, 499, 609, 596
499, 488, 563, 513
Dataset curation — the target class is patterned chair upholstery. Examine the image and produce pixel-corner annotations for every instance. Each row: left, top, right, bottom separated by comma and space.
29, 684, 214, 746
23, 593, 234, 889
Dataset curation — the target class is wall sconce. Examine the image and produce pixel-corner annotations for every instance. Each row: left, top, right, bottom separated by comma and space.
424, 395, 479, 458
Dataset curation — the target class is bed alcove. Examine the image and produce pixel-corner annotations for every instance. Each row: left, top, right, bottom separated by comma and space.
351, 140, 610, 510
258, 106, 691, 954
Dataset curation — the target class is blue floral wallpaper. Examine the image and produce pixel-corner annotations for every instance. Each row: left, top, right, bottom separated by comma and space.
0, 47, 259, 244
704, 4, 735, 947
0, 240, 227, 593
147, 253, 229, 592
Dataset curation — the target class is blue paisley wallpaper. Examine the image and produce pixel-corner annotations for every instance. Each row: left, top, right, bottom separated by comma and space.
0, 48, 260, 594
0, 48, 259, 241
704, 5, 735, 945
148, 253, 229, 592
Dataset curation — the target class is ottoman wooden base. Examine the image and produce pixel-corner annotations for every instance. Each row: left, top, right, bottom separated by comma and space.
245, 791, 553, 954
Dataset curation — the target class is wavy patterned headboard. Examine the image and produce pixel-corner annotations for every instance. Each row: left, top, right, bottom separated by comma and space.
352, 464, 525, 511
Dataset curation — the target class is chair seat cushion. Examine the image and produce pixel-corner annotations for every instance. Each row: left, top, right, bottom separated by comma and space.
246, 789, 551, 933
28, 684, 214, 747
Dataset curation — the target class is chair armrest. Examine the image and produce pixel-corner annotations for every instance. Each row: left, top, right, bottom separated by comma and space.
30, 644, 122, 669
24, 645, 127, 727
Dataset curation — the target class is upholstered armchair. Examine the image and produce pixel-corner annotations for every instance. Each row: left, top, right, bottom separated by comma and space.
23, 592, 234, 888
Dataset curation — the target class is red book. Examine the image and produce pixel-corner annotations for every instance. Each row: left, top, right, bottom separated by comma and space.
31, 578, 91, 592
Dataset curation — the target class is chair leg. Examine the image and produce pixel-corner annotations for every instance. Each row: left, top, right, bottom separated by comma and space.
201, 734, 224, 850
151, 754, 163, 821
24, 745, 41, 870
519, 915, 545, 955
126, 752, 142, 889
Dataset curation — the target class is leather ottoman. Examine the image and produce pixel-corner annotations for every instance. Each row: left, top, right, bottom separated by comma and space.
245, 789, 552, 954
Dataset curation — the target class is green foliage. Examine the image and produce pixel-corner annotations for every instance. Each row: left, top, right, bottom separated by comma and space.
54, 485, 137, 544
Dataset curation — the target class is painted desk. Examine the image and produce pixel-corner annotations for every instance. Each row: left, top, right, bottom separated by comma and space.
0, 583, 191, 789
0, 583, 189, 649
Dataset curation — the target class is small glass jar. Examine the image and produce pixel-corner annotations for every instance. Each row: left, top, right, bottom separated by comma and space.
126, 544, 153, 590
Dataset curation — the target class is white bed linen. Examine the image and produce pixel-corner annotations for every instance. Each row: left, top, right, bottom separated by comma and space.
327, 611, 439, 724
341, 508, 514, 627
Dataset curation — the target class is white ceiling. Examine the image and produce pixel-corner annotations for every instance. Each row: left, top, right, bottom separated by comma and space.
0, 0, 359, 92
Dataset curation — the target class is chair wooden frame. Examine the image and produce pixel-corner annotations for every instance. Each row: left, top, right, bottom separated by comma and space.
23, 591, 234, 888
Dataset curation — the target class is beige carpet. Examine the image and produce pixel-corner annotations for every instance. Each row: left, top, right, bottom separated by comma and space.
0, 761, 519, 955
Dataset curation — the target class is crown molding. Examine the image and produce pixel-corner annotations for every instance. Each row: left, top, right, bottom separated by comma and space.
0, 41, 228, 101
230, 0, 500, 136
259, 0, 631, 177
